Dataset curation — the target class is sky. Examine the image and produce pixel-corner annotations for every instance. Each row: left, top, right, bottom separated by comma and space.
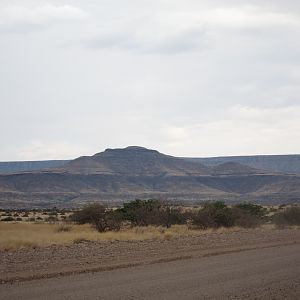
1, 0, 300, 160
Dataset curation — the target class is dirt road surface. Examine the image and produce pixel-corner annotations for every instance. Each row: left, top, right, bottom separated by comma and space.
1, 228, 300, 299
1, 244, 300, 300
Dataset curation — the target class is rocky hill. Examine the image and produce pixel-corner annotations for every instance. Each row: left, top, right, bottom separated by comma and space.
0, 147, 299, 208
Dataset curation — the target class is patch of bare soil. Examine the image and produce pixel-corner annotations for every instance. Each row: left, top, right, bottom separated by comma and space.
1, 228, 299, 284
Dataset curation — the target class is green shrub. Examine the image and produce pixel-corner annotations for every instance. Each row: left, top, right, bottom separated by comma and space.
117, 199, 162, 226
116, 199, 187, 227
191, 202, 263, 229
192, 202, 234, 229
160, 207, 187, 228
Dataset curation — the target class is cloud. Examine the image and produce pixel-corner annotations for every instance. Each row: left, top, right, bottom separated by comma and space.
83, 5, 300, 55
17, 140, 92, 160
0, 3, 87, 33
197, 6, 299, 29
87, 28, 209, 54
160, 105, 300, 156
0, 1, 299, 159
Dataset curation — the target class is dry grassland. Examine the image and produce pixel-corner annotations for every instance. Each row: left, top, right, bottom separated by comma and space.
0, 222, 247, 251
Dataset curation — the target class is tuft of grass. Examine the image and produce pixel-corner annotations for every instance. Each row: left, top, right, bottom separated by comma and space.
55, 224, 73, 232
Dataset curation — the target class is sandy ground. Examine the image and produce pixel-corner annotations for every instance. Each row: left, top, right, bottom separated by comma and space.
1, 228, 299, 285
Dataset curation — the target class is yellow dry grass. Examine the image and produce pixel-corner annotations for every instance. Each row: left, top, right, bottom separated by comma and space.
0, 222, 248, 251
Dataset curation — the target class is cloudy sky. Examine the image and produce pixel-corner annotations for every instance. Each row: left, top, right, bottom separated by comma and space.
1, 0, 300, 160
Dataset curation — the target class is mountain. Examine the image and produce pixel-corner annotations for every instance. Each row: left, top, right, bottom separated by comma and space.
60, 146, 210, 175
184, 155, 300, 174
1, 153, 299, 175
0, 147, 299, 209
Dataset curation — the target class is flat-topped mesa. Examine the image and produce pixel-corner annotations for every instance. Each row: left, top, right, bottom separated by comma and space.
94, 146, 160, 158
61, 146, 210, 176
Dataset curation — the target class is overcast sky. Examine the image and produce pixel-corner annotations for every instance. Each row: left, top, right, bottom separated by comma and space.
1, 0, 300, 160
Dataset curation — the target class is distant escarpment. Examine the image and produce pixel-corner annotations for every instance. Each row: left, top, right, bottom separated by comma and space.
0, 147, 299, 208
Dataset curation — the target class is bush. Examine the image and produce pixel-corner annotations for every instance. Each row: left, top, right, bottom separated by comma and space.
1, 216, 15, 222
103, 210, 122, 231
117, 199, 162, 226
190, 202, 263, 229
70, 203, 121, 232
116, 199, 187, 227
231, 208, 262, 228
235, 203, 265, 217
191, 202, 234, 229
70, 200, 267, 231
160, 206, 188, 228
273, 207, 300, 227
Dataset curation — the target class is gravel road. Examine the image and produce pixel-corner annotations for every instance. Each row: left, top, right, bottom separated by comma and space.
1, 228, 300, 299
1, 243, 299, 300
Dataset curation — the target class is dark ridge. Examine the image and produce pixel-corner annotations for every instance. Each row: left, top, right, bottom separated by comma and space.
0, 160, 70, 174
184, 154, 300, 174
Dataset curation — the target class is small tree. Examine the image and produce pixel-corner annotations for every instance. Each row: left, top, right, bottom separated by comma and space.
118, 199, 162, 226
160, 206, 187, 228
70, 203, 121, 232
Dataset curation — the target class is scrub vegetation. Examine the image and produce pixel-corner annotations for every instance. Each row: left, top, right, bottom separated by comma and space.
0, 200, 299, 250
